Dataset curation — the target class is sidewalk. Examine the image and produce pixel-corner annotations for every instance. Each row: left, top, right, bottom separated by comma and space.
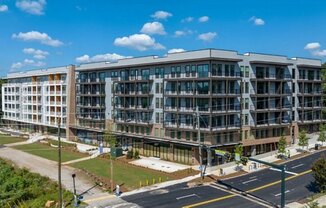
286, 194, 326, 208
207, 133, 322, 177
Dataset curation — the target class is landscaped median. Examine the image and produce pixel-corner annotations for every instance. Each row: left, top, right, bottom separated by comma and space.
12, 141, 88, 163
70, 155, 198, 192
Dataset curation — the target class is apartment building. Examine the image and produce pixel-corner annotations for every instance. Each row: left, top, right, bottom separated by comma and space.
1, 66, 76, 138
69, 49, 324, 166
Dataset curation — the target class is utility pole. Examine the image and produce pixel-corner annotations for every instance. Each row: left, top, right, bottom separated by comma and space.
57, 118, 63, 208
110, 150, 113, 193
196, 106, 203, 179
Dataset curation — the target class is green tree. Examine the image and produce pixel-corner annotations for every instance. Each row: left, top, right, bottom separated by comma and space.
311, 156, 326, 193
103, 131, 117, 147
319, 124, 326, 146
234, 144, 243, 166
278, 135, 287, 155
298, 130, 309, 150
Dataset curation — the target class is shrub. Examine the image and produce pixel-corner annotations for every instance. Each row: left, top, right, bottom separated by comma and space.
126, 150, 134, 159
134, 150, 140, 159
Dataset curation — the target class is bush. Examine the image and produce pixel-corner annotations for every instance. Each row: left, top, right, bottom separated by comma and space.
312, 156, 326, 193
126, 150, 134, 159
134, 150, 140, 159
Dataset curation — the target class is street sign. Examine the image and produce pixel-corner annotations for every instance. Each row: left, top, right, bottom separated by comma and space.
215, 149, 227, 156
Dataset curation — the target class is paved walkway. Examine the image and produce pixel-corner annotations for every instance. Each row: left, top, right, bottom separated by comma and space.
130, 156, 190, 173
62, 156, 93, 165
0, 146, 125, 207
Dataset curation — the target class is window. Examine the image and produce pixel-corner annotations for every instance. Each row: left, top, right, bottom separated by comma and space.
155, 68, 160, 78
176, 66, 181, 77
186, 132, 190, 140
230, 65, 235, 76
156, 98, 160, 108
240, 66, 244, 77
245, 82, 249, 93
155, 83, 159, 93
197, 64, 209, 77
185, 65, 191, 77
160, 98, 163, 108
245, 66, 249, 77
156, 112, 159, 123
245, 98, 249, 109
244, 114, 248, 125
171, 66, 176, 77
197, 81, 209, 94
141, 69, 150, 80
191, 65, 196, 77
225, 65, 229, 76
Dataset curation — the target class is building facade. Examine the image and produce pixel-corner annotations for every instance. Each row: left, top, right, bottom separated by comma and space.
1, 49, 323, 166
68, 49, 324, 166
1, 66, 75, 138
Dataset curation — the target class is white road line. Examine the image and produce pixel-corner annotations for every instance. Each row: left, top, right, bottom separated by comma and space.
242, 178, 258, 184
176, 194, 198, 200
269, 167, 298, 175
274, 190, 290, 197
249, 176, 257, 179
291, 164, 304, 169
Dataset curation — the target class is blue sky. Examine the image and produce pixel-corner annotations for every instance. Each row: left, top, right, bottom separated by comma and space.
0, 0, 326, 76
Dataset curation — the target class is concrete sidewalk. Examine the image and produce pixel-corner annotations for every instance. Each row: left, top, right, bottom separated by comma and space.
130, 156, 190, 173
286, 194, 326, 208
207, 133, 323, 177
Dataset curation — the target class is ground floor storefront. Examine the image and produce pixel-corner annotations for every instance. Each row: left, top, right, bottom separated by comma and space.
2, 120, 66, 137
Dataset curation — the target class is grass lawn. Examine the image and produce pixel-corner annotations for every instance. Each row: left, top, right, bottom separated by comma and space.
70, 157, 173, 191
0, 134, 26, 145
13, 142, 87, 162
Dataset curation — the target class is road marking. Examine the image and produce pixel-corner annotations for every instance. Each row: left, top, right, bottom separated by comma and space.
176, 194, 198, 200
291, 164, 304, 169
269, 167, 298, 175
249, 176, 257, 179
242, 178, 258, 184
182, 169, 312, 208
275, 190, 290, 197
83, 195, 115, 203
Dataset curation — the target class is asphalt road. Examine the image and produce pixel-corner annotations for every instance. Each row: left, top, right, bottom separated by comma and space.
122, 149, 326, 208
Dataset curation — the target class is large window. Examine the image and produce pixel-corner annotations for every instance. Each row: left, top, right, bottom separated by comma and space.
197, 64, 209, 78
141, 69, 150, 80
197, 81, 209, 94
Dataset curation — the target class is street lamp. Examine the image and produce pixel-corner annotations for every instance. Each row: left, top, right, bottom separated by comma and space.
72, 173, 78, 207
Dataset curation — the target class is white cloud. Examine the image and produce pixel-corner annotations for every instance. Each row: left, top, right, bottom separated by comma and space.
12, 31, 63, 47
167, 48, 185, 54
75, 53, 131, 63
11, 62, 23, 69
304, 42, 326, 57
140, 22, 166, 35
0, 5, 8, 12
151, 11, 172, 20
16, 0, 46, 15
11, 59, 45, 70
312, 50, 326, 57
249, 16, 265, 26
174, 30, 186, 37
76, 55, 90, 63
114, 34, 165, 51
174, 30, 193, 37
181, 17, 194, 23
304, 42, 321, 50
198, 16, 209, 23
198, 32, 217, 42
23, 48, 49, 59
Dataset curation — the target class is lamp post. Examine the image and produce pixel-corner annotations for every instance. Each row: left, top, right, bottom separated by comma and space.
57, 118, 63, 208
72, 173, 78, 207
